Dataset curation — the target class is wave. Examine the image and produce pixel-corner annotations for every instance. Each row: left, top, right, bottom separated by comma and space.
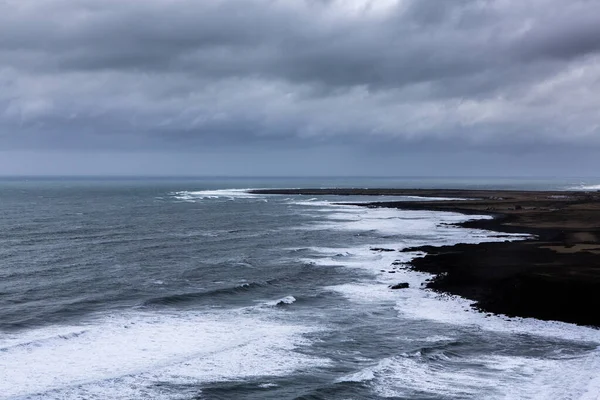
0, 310, 327, 399
0, 330, 90, 353
171, 189, 266, 202
263, 296, 297, 307
340, 347, 600, 400
142, 282, 270, 307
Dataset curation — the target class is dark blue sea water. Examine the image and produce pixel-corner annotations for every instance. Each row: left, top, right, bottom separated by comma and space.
1, 177, 599, 399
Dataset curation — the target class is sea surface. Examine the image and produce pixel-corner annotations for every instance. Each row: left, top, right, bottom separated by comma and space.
1, 177, 600, 400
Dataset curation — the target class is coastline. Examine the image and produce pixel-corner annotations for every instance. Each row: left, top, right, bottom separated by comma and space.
251, 188, 600, 327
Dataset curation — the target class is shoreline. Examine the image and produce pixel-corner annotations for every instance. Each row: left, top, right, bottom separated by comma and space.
251, 188, 600, 327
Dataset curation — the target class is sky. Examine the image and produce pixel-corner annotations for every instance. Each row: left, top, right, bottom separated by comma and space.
1, 0, 600, 176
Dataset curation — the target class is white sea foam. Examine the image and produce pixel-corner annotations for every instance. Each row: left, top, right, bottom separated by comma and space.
397, 288, 600, 343
295, 197, 600, 398
299, 205, 519, 244
300, 202, 600, 343
570, 184, 600, 191
171, 189, 265, 202
0, 310, 326, 400
290, 199, 343, 207
258, 382, 279, 389
287, 194, 468, 209
263, 295, 297, 307
350, 349, 600, 400
401, 335, 457, 343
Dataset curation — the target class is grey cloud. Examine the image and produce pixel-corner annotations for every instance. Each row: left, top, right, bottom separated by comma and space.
515, 5, 600, 61
0, 1, 557, 82
1, 0, 600, 161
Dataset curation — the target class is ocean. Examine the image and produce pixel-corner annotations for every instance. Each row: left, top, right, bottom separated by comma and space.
1, 177, 600, 400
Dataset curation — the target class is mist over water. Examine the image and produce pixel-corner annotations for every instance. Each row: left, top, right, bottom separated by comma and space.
1, 177, 599, 399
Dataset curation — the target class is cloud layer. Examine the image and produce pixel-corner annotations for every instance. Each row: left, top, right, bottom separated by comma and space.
1, 0, 600, 157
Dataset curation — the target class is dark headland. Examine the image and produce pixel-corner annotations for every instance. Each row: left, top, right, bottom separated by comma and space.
251, 188, 600, 327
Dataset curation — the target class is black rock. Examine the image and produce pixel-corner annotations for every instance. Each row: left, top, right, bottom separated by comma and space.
371, 247, 395, 252
389, 282, 410, 289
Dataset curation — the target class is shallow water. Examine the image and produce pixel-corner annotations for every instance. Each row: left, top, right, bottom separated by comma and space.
1, 177, 599, 399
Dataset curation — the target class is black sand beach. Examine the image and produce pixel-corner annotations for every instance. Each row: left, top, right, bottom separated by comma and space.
251, 188, 600, 327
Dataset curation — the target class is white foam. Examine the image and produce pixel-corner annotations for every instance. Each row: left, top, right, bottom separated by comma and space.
361, 348, 600, 400
300, 245, 404, 269
0, 310, 326, 399
258, 383, 279, 389
288, 198, 600, 337
300, 205, 527, 244
570, 184, 600, 191
290, 196, 600, 398
287, 195, 469, 209
326, 282, 401, 303
397, 289, 600, 343
300, 204, 600, 343
290, 199, 342, 207
171, 189, 265, 202
402, 335, 457, 343
263, 296, 297, 307
335, 368, 375, 383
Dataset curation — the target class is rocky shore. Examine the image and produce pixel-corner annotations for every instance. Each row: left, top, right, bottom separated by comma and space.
251, 188, 600, 327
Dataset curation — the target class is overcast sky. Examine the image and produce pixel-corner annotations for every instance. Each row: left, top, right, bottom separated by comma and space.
1, 0, 599, 176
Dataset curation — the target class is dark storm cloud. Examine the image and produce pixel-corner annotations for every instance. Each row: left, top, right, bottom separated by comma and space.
1, 0, 600, 153
514, 5, 600, 61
